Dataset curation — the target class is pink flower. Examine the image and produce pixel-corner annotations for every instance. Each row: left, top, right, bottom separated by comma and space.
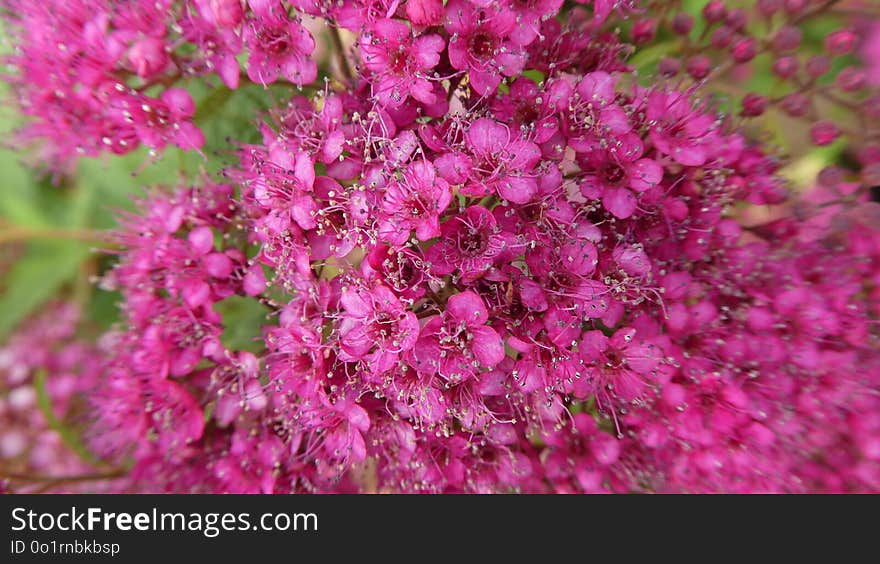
378, 161, 452, 245
146, 379, 206, 453
410, 291, 506, 382
243, 10, 316, 85
359, 18, 445, 107
406, 0, 444, 26
427, 205, 512, 282
128, 37, 170, 78
496, 0, 564, 47
578, 327, 664, 407
588, 0, 639, 25
118, 89, 205, 151
646, 89, 719, 167
577, 139, 663, 219
445, 0, 527, 96
491, 77, 570, 143
458, 117, 542, 204
18, 0, 878, 495
337, 284, 420, 373
362, 244, 428, 300
180, 8, 244, 89
193, 0, 245, 27
565, 71, 633, 152
249, 150, 321, 232
274, 94, 346, 164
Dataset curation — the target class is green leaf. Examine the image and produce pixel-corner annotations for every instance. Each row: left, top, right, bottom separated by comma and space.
83, 287, 122, 335
34, 369, 101, 466
522, 69, 546, 84
0, 240, 90, 342
0, 152, 51, 227
214, 295, 271, 353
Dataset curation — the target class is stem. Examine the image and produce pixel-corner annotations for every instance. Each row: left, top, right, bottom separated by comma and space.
0, 226, 107, 246
792, 0, 841, 24
11, 470, 127, 494
34, 370, 104, 467
329, 26, 354, 84
0, 470, 125, 483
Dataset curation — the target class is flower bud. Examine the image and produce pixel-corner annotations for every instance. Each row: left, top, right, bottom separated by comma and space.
784, 0, 808, 15
702, 1, 727, 23
657, 57, 681, 77
825, 29, 856, 55
837, 67, 866, 92
781, 92, 809, 117
740, 93, 768, 117
671, 13, 694, 36
810, 121, 840, 146
731, 38, 758, 63
756, 0, 782, 16
725, 9, 747, 32
686, 55, 712, 79
772, 56, 798, 79
806, 55, 830, 79
710, 25, 734, 49
772, 25, 801, 52
632, 19, 657, 44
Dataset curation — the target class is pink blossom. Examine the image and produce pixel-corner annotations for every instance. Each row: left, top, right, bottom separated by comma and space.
646, 89, 719, 166
337, 284, 420, 373
426, 205, 512, 282
378, 161, 452, 245
577, 139, 663, 219
445, 0, 527, 96
458, 117, 542, 204
360, 19, 444, 107
410, 291, 506, 382
243, 10, 316, 85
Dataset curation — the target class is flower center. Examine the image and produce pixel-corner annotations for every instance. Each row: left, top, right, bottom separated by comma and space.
460, 229, 489, 256
603, 163, 626, 184
407, 196, 427, 217
605, 348, 623, 367
390, 49, 409, 73
468, 32, 497, 60
259, 28, 292, 57
515, 104, 539, 125
369, 312, 398, 341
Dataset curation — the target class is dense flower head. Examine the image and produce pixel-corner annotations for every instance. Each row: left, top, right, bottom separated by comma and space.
2, 0, 319, 171
4, 0, 879, 493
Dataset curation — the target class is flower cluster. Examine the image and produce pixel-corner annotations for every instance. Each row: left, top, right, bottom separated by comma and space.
2, 0, 877, 493
2, 0, 319, 171
631, 0, 880, 188
63, 0, 880, 493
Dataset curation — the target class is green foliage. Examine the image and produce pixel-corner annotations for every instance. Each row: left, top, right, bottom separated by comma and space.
214, 295, 272, 354
0, 241, 90, 341
0, 72, 288, 344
